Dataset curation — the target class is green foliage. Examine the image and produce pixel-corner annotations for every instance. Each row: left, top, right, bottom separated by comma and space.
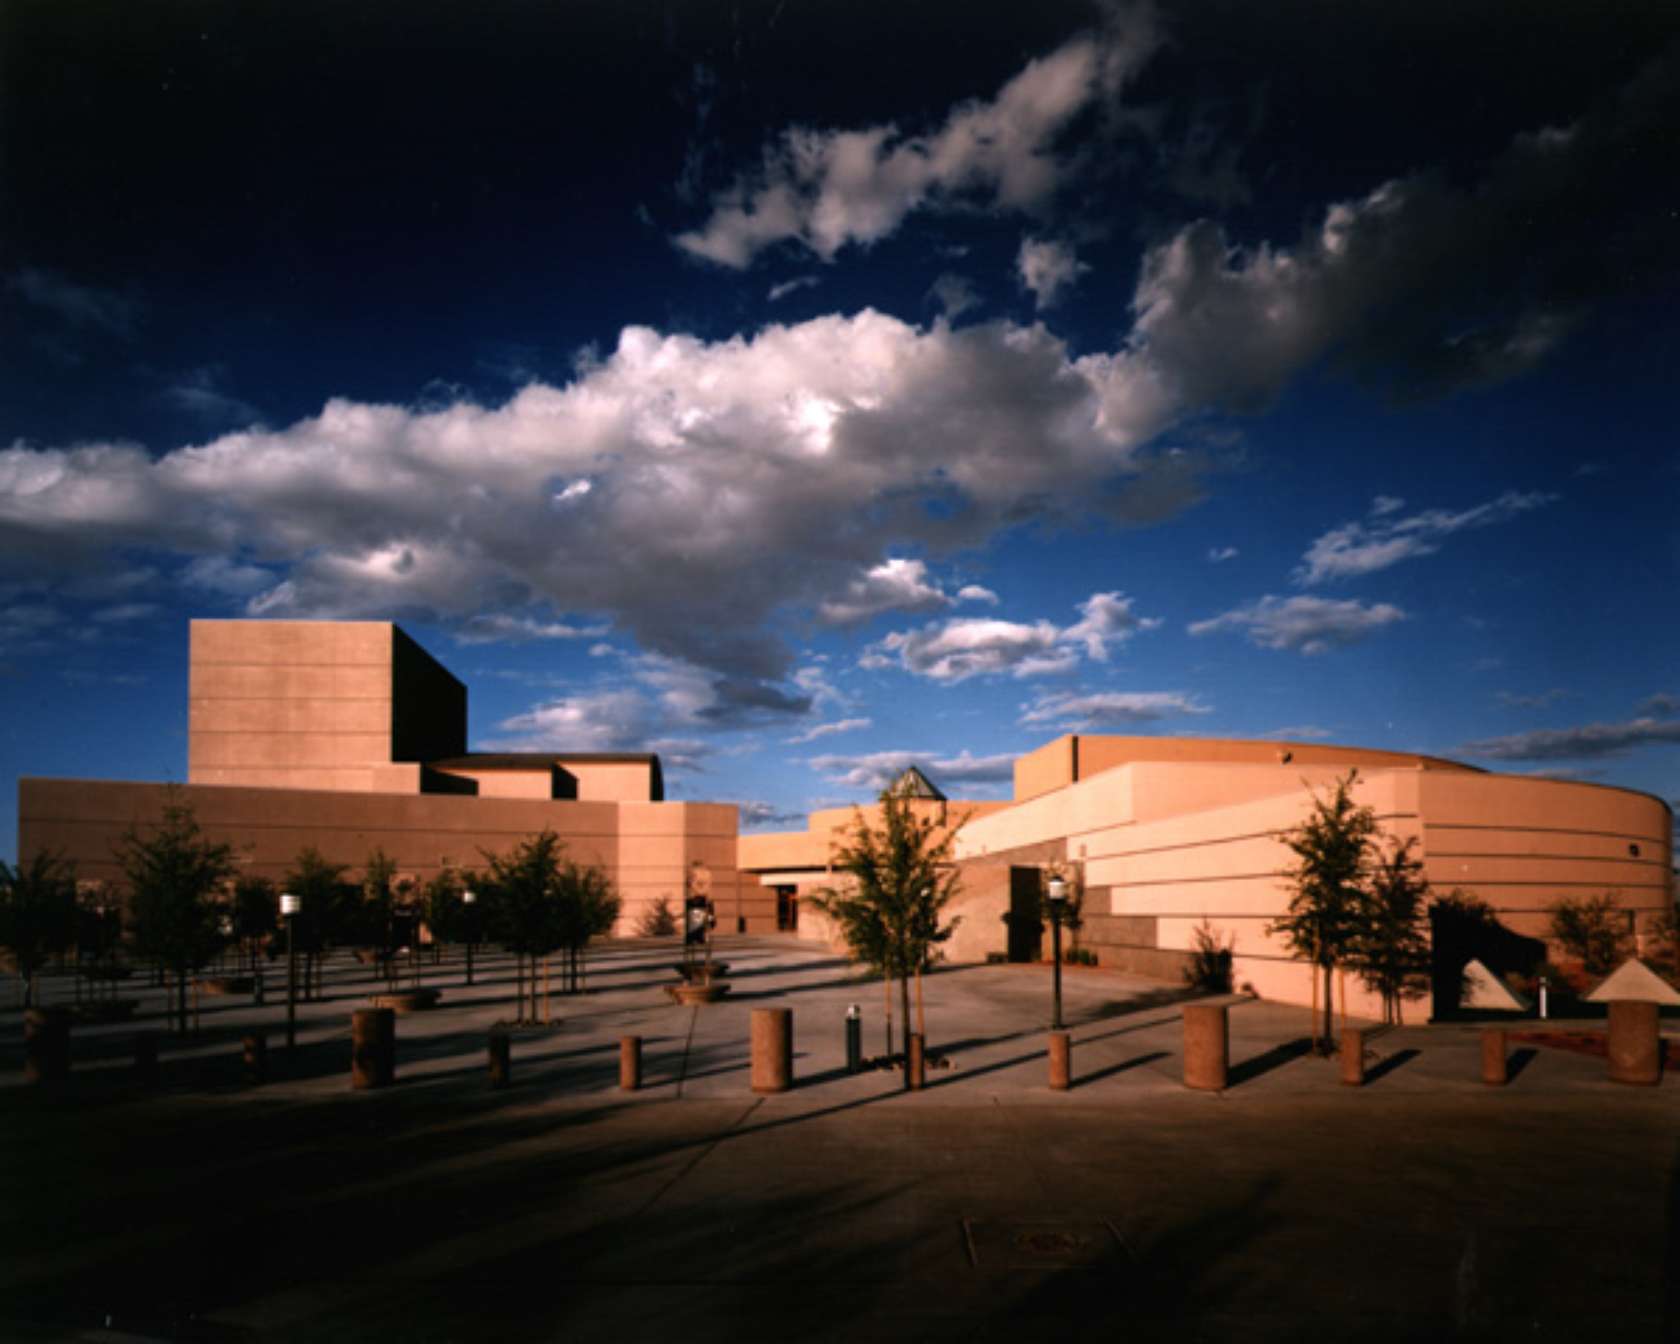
1648, 901, 1680, 978
636, 894, 680, 937
0, 850, 79, 1006
810, 790, 963, 1065
118, 802, 237, 976
421, 868, 476, 944
359, 848, 400, 952
1547, 893, 1631, 978
282, 847, 356, 953
1349, 837, 1432, 1024
481, 832, 619, 1009
231, 875, 277, 945
1183, 918, 1235, 994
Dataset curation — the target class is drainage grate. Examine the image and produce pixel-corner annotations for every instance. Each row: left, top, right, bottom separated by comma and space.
963, 1218, 1129, 1270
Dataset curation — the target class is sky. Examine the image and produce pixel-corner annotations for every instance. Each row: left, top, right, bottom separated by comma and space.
2, 0, 1678, 856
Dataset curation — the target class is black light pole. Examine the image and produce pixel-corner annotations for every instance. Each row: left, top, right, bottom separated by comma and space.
1046, 874, 1067, 1031
281, 892, 300, 1050
462, 889, 477, 987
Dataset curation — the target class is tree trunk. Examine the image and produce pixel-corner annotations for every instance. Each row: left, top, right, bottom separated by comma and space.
883, 972, 892, 1057
178, 969, 188, 1035
914, 965, 926, 1040
1320, 960, 1334, 1052
898, 971, 912, 1085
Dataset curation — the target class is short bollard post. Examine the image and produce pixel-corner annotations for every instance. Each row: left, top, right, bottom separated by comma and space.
620, 1035, 642, 1092
1339, 1028, 1366, 1086
908, 1033, 926, 1090
845, 1003, 862, 1074
24, 1007, 70, 1084
1048, 1030, 1071, 1091
488, 1031, 511, 1090
1182, 1003, 1228, 1091
1607, 1000, 1660, 1086
751, 1007, 793, 1094
1480, 1028, 1508, 1086
351, 1007, 395, 1090
133, 1031, 160, 1085
242, 1032, 268, 1085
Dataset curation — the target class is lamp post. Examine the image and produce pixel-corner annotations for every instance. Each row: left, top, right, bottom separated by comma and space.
280, 892, 300, 1050
1046, 874, 1067, 1031
462, 889, 477, 987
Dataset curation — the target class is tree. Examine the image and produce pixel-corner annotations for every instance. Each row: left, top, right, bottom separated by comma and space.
554, 857, 621, 993
282, 847, 354, 998
1547, 893, 1631, 979
117, 801, 237, 1033
361, 848, 401, 981
810, 787, 963, 1083
1350, 836, 1432, 1024
0, 851, 79, 1008
231, 875, 277, 972
1267, 771, 1377, 1052
482, 831, 571, 1023
636, 895, 680, 938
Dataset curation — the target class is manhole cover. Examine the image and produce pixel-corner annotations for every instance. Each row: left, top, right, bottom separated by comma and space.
963, 1218, 1128, 1269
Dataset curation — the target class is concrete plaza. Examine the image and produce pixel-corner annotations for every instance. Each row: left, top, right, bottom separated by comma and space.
3, 936, 1677, 1341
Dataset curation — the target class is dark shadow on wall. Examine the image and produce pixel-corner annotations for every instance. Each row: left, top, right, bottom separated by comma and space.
1430, 898, 1546, 1021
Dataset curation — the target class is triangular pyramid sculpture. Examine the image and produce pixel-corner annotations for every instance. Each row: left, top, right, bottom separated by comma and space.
1583, 957, 1680, 1005
1461, 958, 1529, 1012
885, 764, 946, 801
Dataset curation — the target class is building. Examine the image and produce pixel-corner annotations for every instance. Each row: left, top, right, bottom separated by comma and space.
740, 735, 1675, 1019
15, 619, 1674, 1017
18, 620, 769, 934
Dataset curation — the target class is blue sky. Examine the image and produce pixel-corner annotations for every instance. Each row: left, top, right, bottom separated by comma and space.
2, 0, 1677, 854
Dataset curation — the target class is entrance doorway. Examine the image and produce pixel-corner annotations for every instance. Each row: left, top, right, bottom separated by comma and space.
1006, 867, 1043, 962
775, 885, 799, 932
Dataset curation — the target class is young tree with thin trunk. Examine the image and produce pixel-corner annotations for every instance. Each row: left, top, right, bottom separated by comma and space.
1350, 836, 1432, 1024
810, 786, 963, 1084
482, 831, 571, 1023
0, 851, 79, 1009
555, 857, 620, 994
118, 801, 237, 1034
1267, 771, 1376, 1052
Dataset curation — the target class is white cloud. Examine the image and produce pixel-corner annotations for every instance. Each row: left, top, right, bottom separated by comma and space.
866, 591, 1153, 683
1188, 594, 1405, 655
165, 367, 262, 427
1636, 692, 1679, 718
9, 267, 138, 336
1255, 724, 1334, 741
786, 716, 872, 745
1460, 717, 1680, 762
1017, 237, 1089, 309
1370, 495, 1405, 517
955, 584, 998, 605
808, 748, 1016, 793
1495, 688, 1571, 710
767, 275, 821, 302
819, 558, 953, 625
674, 18, 1160, 268
929, 273, 981, 319
1020, 689, 1211, 729
1206, 545, 1238, 563
452, 613, 608, 645
1295, 490, 1557, 584
0, 313, 1200, 693
180, 554, 274, 596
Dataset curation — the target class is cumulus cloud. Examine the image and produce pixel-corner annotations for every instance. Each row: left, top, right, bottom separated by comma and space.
1296, 490, 1556, 585
929, 274, 981, 319
1188, 594, 1405, 655
0, 313, 1201, 695
1017, 237, 1089, 309
1637, 692, 1680, 718
808, 748, 1016, 792
865, 591, 1154, 682
453, 613, 609, 645
1019, 689, 1211, 729
1459, 717, 1680, 762
674, 16, 1160, 267
786, 716, 872, 745
819, 558, 956, 625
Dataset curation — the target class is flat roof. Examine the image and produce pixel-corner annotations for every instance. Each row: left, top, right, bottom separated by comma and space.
428, 753, 660, 770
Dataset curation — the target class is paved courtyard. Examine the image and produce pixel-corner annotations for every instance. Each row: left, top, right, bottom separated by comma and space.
3, 936, 1677, 1341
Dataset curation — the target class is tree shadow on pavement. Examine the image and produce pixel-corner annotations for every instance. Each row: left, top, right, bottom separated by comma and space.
1226, 1037, 1312, 1087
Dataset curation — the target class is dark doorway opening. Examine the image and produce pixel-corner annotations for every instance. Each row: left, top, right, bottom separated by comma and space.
775, 885, 799, 932
1006, 867, 1043, 963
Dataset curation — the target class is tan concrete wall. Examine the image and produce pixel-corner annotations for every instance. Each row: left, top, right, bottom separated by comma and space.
568, 760, 657, 803
433, 767, 558, 800
1013, 735, 1076, 803
189, 620, 398, 790
18, 778, 752, 939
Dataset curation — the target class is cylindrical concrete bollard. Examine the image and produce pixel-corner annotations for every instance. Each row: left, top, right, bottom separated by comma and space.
1607, 1000, 1661, 1086
488, 1031, 511, 1090
351, 1007, 395, 1090
751, 1007, 793, 1094
242, 1032, 268, 1085
1339, 1028, 1366, 1086
620, 1035, 642, 1091
133, 1031, 160, 1086
908, 1033, 926, 1090
1048, 1030, 1071, 1091
25, 1007, 70, 1084
1480, 1028, 1508, 1086
1182, 1003, 1228, 1091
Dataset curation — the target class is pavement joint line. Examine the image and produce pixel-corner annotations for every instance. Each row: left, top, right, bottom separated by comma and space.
633, 1097, 763, 1218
